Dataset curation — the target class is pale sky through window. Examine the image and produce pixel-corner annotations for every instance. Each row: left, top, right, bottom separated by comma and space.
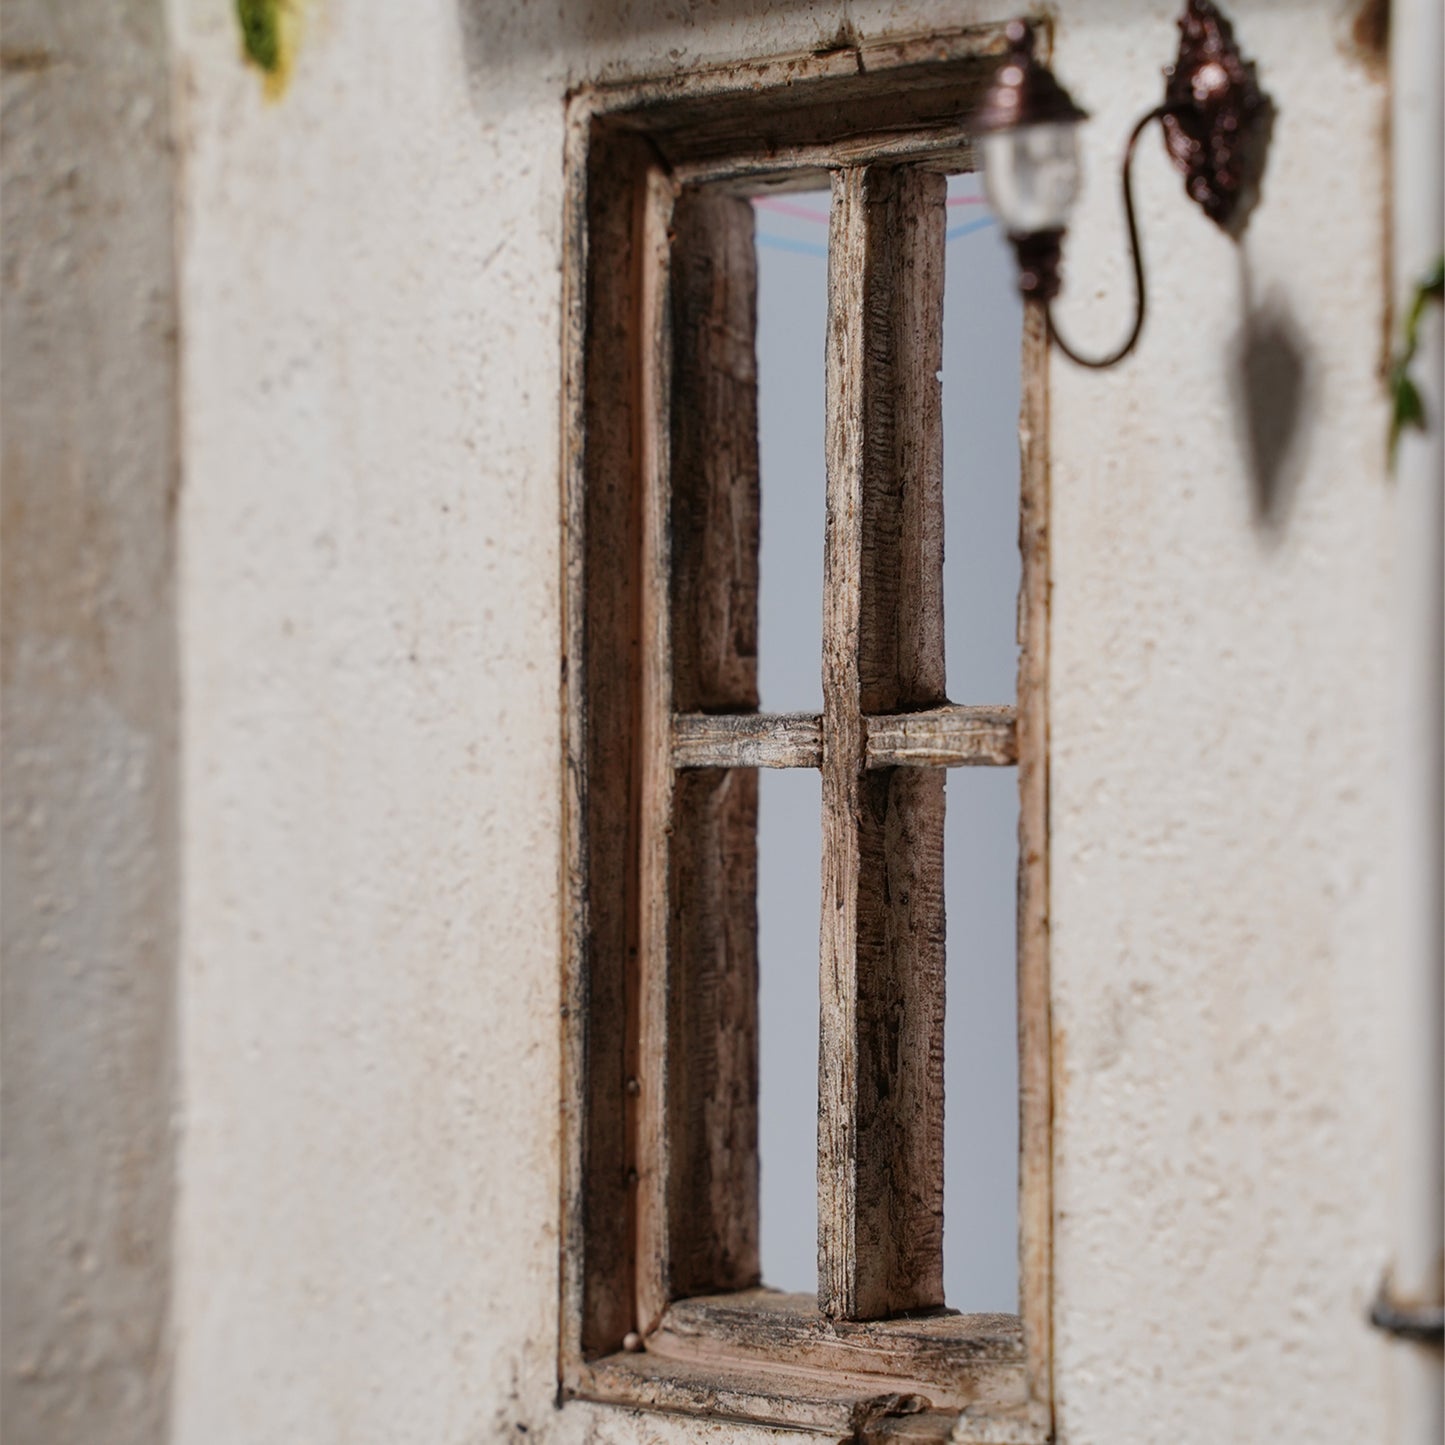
754, 175, 1023, 1310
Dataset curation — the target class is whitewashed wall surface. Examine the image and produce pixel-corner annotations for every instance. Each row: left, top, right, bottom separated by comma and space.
2, 2, 1438, 1445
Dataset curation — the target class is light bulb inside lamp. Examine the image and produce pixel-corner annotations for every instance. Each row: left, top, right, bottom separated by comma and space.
981, 121, 1082, 236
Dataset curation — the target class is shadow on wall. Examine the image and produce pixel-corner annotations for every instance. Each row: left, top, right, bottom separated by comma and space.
1, 0, 180, 1440
1231, 249, 1314, 542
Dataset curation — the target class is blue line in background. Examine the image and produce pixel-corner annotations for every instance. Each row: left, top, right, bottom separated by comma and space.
755, 234, 829, 258
945, 217, 996, 242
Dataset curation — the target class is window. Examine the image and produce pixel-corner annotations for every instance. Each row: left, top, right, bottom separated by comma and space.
561, 26, 1052, 1442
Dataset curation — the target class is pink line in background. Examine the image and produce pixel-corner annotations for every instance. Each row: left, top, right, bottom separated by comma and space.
753, 192, 987, 225
752, 197, 829, 223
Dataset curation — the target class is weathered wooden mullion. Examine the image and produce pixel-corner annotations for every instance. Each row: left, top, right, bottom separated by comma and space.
866, 704, 1017, 768
638, 185, 764, 1330
1015, 305, 1053, 1430
563, 125, 653, 1369
672, 712, 823, 769
819, 164, 948, 1321
634, 163, 680, 1336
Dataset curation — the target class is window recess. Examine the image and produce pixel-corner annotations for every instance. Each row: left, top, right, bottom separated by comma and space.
561, 27, 1052, 1443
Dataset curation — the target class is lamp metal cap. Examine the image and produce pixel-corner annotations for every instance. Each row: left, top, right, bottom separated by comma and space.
972, 20, 1089, 135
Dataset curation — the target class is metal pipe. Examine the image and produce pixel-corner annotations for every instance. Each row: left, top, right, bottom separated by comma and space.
1387, 0, 1444, 1437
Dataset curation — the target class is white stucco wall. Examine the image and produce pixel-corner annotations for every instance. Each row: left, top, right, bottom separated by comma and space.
5, 1, 1423, 1443
1047, 9, 1401, 1441
166, 5, 564, 1439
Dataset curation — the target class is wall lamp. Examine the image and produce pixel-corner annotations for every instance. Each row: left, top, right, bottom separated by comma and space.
974, 1, 1273, 368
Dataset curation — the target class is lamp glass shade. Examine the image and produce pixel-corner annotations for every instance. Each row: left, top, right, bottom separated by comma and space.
981, 121, 1082, 235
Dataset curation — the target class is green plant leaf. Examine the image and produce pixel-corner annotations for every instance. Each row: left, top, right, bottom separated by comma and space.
1389, 254, 1443, 469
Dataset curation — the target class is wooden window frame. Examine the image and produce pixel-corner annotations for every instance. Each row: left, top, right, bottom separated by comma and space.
560, 24, 1053, 1443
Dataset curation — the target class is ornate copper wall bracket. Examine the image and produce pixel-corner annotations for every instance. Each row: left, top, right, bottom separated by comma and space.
974, 0, 1275, 365
1161, 0, 1274, 234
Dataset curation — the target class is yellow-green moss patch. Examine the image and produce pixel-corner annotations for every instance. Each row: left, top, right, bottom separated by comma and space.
236, 0, 299, 96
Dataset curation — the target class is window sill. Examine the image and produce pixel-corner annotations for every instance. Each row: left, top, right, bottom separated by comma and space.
566, 1289, 1042, 1441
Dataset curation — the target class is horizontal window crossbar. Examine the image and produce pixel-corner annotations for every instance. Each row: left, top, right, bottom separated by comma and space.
671, 705, 1016, 771
672, 712, 823, 768
865, 704, 1017, 768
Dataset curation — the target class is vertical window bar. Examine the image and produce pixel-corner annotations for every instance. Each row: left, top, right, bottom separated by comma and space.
665, 188, 763, 1304
567, 127, 653, 1365
1015, 305, 1053, 1421
637, 180, 765, 1334
634, 161, 679, 1336
819, 164, 948, 1321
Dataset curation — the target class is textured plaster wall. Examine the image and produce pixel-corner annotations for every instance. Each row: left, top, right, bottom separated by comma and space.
1046, 9, 1399, 1443
1, 3, 180, 1442
31, 1, 1393, 1443
166, 4, 563, 1439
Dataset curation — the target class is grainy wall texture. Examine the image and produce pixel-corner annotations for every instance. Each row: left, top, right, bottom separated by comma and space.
1046, 8, 1400, 1442
3, 1, 1419, 1443
1, 3, 180, 1443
